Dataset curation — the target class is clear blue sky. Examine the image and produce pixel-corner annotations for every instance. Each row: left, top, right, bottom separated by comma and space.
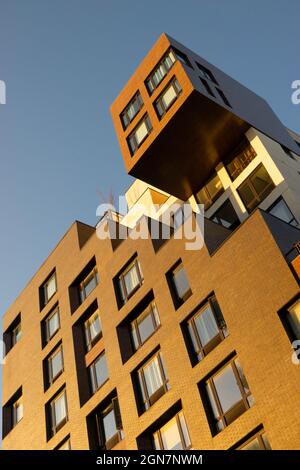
0, 0, 300, 317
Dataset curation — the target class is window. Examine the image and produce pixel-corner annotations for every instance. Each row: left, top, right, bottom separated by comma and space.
154, 77, 182, 119
210, 200, 240, 230
91, 396, 124, 450
167, 261, 192, 308
48, 389, 68, 437
13, 397, 23, 427
281, 144, 296, 160
196, 173, 224, 210
84, 310, 102, 352
120, 92, 143, 129
40, 271, 57, 308
237, 430, 271, 450
79, 267, 99, 303
117, 257, 143, 306
225, 138, 257, 181
215, 87, 232, 107
127, 115, 152, 155
145, 50, 176, 95
185, 296, 228, 364
89, 352, 109, 394
196, 62, 219, 85
4, 313, 22, 355
131, 301, 160, 350
237, 164, 275, 213
202, 356, 254, 434
281, 298, 300, 341
153, 411, 191, 450
42, 306, 60, 346
268, 197, 298, 226
47, 344, 64, 386
172, 48, 192, 68
200, 78, 215, 97
136, 351, 169, 412
69, 258, 98, 313
56, 436, 71, 450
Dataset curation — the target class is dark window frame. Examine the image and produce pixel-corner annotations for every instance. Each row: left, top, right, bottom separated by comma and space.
237, 163, 275, 213
196, 61, 219, 85
267, 196, 298, 226
48, 388, 68, 438
79, 267, 99, 303
200, 77, 215, 97
145, 49, 177, 95
209, 199, 240, 230
40, 270, 57, 310
89, 351, 109, 394
3, 313, 22, 355
47, 343, 64, 386
215, 87, 232, 107
130, 300, 161, 351
96, 397, 124, 450
195, 172, 224, 210
224, 138, 257, 181
120, 91, 144, 130
136, 351, 169, 412
153, 411, 192, 450
84, 309, 102, 352
154, 76, 182, 119
42, 304, 60, 347
278, 295, 300, 343
167, 260, 192, 309
116, 257, 144, 307
127, 114, 153, 156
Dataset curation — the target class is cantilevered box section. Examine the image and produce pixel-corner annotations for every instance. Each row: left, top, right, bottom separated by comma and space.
111, 33, 300, 200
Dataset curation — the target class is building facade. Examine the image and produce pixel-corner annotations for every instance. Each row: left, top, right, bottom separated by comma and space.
2, 34, 300, 450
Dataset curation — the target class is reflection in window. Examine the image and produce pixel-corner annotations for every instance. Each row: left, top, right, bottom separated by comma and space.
131, 301, 160, 350
203, 357, 254, 434
153, 411, 191, 450
120, 92, 143, 129
117, 258, 144, 306
155, 77, 182, 119
268, 197, 298, 226
79, 268, 99, 303
237, 164, 275, 213
137, 351, 169, 411
168, 261, 192, 307
210, 199, 240, 230
89, 352, 109, 394
196, 173, 224, 210
84, 310, 102, 351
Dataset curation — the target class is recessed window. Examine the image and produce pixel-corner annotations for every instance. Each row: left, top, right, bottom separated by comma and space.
116, 257, 144, 307
154, 77, 182, 119
127, 114, 152, 155
202, 356, 254, 434
120, 92, 143, 129
280, 298, 300, 341
153, 411, 191, 450
196, 62, 219, 85
215, 88, 232, 107
87, 394, 124, 450
89, 352, 109, 394
55, 436, 71, 450
210, 200, 240, 230
225, 138, 257, 181
135, 351, 169, 413
79, 267, 99, 303
236, 429, 271, 450
131, 301, 160, 350
2, 387, 23, 437
145, 50, 176, 95
167, 261, 192, 308
48, 389, 68, 438
3, 313, 22, 354
45, 344, 64, 388
196, 172, 224, 210
237, 164, 275, 213
69, 257, 98, 313
184, 295, 228, 364
84, 309, 102, 352
172, 48, 192, 67
268, 197, 298, 226
42, 305, 60, 346
200, 78, 215, 97
281, 144, 296, 160
40, 271, 57, 309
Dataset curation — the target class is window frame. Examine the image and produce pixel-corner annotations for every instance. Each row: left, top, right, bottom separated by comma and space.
12, 322, 22, 346
42, 271, 57, 306
44, 306, 60, 344
145, 49, 177, 95
267, 196, 298, 226
154, 76, 182, 119
84, 309, 102, 352
48, 344, 64, 385
237, 430, 271, 450
79, 267, 99, 303
210, 199, 240, 230
279, 296, 300, 343
137, 351, 169, 411
130, 301, 161, 351
168, 261, 192, 307
196, 61, 219, 85
120, 91, 144, 130
153, 411, 192, 450
96, 397, 124, 450
195, 172, 224, 210
225, 138, 257, 181
127, 114, 153, 156
237, 164, 275, 213
89, 351, 109, 394
204, 357, 253, 434
12, 397, 23, 427
117, 258, 144, 305
186, 295, 228, 363
49, 389, 68, 436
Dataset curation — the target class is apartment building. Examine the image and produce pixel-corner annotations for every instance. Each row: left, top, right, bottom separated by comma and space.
2, 33, 300, 450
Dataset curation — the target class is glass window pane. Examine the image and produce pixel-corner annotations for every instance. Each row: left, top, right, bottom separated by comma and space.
103, 408, 117, 441
269, 198, 294, 224
251, 166, 273, 194
241, 437, 261, 450
50, 348, 63, 380
54, 393, 67, 426
143, 356, 164, 397
48, 310, 59, 337
213, 364, 242, 413
206, 174, 223, 200
90, 313, 101, 341
124, 264, 140, 295
46, 275, 56, 300
173, 266, 190, 299
162, 84, 177, 109
160, 416, 183, 450
287, 300, 300, 339
178, 412, 191, 448
135, 121, 148, 145
194, 306, 219, 346
14, 400, 23, 424
211, 200, 239, 229
94, 354, 109, 390
238, 182, 255, 209
137, 311, 155, 344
